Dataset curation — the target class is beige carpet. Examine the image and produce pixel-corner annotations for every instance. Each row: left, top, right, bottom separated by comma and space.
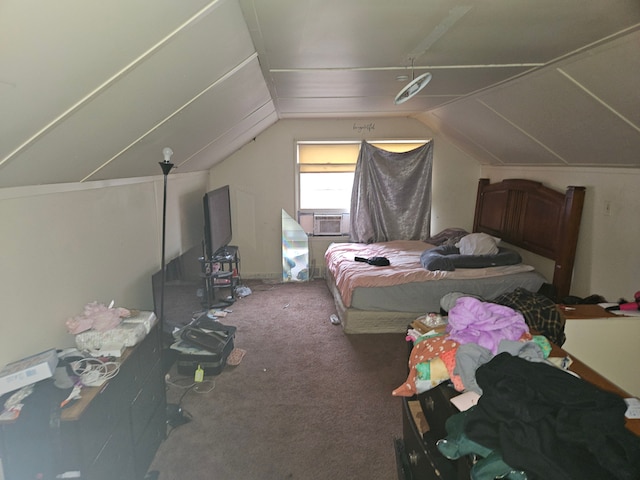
149, 279, 408, 480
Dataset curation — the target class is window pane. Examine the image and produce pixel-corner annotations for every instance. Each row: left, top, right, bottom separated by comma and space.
299, 172, 354, 209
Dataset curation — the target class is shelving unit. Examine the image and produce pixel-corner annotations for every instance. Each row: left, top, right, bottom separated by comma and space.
199, 245, 240, 309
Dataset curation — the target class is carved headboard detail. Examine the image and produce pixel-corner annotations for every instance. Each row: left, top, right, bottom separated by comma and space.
473, 178, 585, 300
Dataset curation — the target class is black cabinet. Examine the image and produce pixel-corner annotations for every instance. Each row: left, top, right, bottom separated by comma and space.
0, 323, 166, 480
397, 383, 472, 480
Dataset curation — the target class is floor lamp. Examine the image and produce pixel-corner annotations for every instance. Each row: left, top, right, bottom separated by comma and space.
158, 147, 174, 347
156, 148, 190, 450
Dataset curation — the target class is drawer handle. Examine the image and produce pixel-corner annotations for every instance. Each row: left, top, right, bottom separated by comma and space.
408, 451, 420, 466
424, 396, 435, 411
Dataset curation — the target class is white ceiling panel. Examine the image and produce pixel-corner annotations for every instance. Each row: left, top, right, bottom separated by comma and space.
275, 96, 450, 118
429, 100, 566, 166
478, 68, 640, 167
183, 104, 279, 172
0, 0, 258, 187
559, 31, 640, 128
272, 66, 531, 99
417, 0, 640, 65
0, 0, 214, 159
2, 0, 640, 188
87, 58, 275, 181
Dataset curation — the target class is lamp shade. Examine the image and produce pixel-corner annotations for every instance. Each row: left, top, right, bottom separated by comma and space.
394, 72, 432, 104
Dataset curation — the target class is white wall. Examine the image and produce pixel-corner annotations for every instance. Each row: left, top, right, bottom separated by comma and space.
0, 171, 208, 366
564, 316, 640, 396
481, 166, 640, 302
208, 117, 481, 279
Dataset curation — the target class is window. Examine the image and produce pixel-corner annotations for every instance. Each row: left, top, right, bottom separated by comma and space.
296, 140, 427, 236
297, 143, 358, 211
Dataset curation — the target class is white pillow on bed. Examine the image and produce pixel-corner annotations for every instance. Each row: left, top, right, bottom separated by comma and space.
455, 233, 501, 255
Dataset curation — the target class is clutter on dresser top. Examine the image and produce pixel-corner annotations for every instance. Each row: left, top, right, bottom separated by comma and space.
65, 301, 157, 354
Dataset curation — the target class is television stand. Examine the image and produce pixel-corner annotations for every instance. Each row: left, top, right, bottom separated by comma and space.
214, 246, 234, 259
199, 246, 240, 309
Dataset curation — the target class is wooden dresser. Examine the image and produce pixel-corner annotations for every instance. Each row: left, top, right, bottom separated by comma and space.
0, 324, 166, 480
396, 321, 640, 480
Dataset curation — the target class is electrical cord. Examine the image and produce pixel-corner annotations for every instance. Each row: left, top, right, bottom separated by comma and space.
164, 376, 195, 422
70, 357, 120, 387
164, 373, 215, 436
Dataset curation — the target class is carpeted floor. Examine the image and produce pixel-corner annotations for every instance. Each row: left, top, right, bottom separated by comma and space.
149, 279, 408, 480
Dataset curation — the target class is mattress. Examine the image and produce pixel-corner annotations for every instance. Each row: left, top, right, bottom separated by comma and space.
349, 270, 546, 312
326, 240, 545, 310
324, 240, 547, 333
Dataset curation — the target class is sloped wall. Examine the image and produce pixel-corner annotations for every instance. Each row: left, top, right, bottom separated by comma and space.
0, 171, 208, 366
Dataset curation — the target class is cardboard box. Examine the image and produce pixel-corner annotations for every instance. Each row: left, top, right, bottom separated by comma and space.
0, 348, 58, 396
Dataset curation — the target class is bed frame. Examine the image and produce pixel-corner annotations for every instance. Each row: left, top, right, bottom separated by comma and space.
473, 178, 585, 300
326, 178, 585, 334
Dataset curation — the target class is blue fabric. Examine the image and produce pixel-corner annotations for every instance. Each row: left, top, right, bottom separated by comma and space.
420, 245, 521, 271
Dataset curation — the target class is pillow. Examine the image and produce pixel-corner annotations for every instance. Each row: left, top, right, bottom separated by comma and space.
421, 245, 457, 271
455, 233, 500, 255
421, 245, 522, 271
426, 228, 469, 247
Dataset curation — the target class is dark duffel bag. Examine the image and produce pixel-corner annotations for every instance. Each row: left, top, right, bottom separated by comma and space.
177, 319, 236, 375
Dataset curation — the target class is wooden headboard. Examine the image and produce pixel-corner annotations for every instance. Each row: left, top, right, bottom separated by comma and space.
473, 178, 585, 300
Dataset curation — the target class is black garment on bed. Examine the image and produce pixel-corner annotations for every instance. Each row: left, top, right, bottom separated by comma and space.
354, 256, 390, 266
464, 353, 640, 480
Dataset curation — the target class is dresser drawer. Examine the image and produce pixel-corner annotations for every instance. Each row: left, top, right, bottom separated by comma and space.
401, 383, 472, 480
134, 401, 167, 479
86, 416, 135, 480
133, 327, 162, 380
402, 399, 439, 480
131, 360, 165, 442
77, 360, 136, 461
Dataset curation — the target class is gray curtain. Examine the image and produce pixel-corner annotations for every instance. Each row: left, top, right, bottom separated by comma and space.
349, 140, 433, 243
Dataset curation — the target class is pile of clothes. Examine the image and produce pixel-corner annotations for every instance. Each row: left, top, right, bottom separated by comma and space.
393, 294, 640, 480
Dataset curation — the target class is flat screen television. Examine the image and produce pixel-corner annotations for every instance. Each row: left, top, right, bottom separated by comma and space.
203, 185, 232, 259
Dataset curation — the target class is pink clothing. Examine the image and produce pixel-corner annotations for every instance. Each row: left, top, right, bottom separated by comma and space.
392, 335, 458, 397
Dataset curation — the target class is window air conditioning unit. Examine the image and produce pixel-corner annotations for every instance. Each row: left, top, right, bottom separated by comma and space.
298, 211, 350, 236
314, 214, 343, 236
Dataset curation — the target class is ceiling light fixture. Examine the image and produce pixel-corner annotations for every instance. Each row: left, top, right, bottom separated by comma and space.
394, 60, 432, 105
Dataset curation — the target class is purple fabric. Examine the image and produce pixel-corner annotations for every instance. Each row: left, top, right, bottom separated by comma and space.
446, 297, 529, 354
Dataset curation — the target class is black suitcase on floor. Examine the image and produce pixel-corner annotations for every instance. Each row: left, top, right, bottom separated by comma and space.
177, 319, 236, 376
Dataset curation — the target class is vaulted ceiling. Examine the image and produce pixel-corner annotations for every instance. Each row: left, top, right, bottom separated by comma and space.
1, 0, 639, 188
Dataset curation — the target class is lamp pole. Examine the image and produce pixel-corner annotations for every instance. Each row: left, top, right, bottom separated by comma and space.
158, 147, 174, 343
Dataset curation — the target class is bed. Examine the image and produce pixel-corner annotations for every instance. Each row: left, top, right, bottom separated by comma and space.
325, 178, 585, 333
